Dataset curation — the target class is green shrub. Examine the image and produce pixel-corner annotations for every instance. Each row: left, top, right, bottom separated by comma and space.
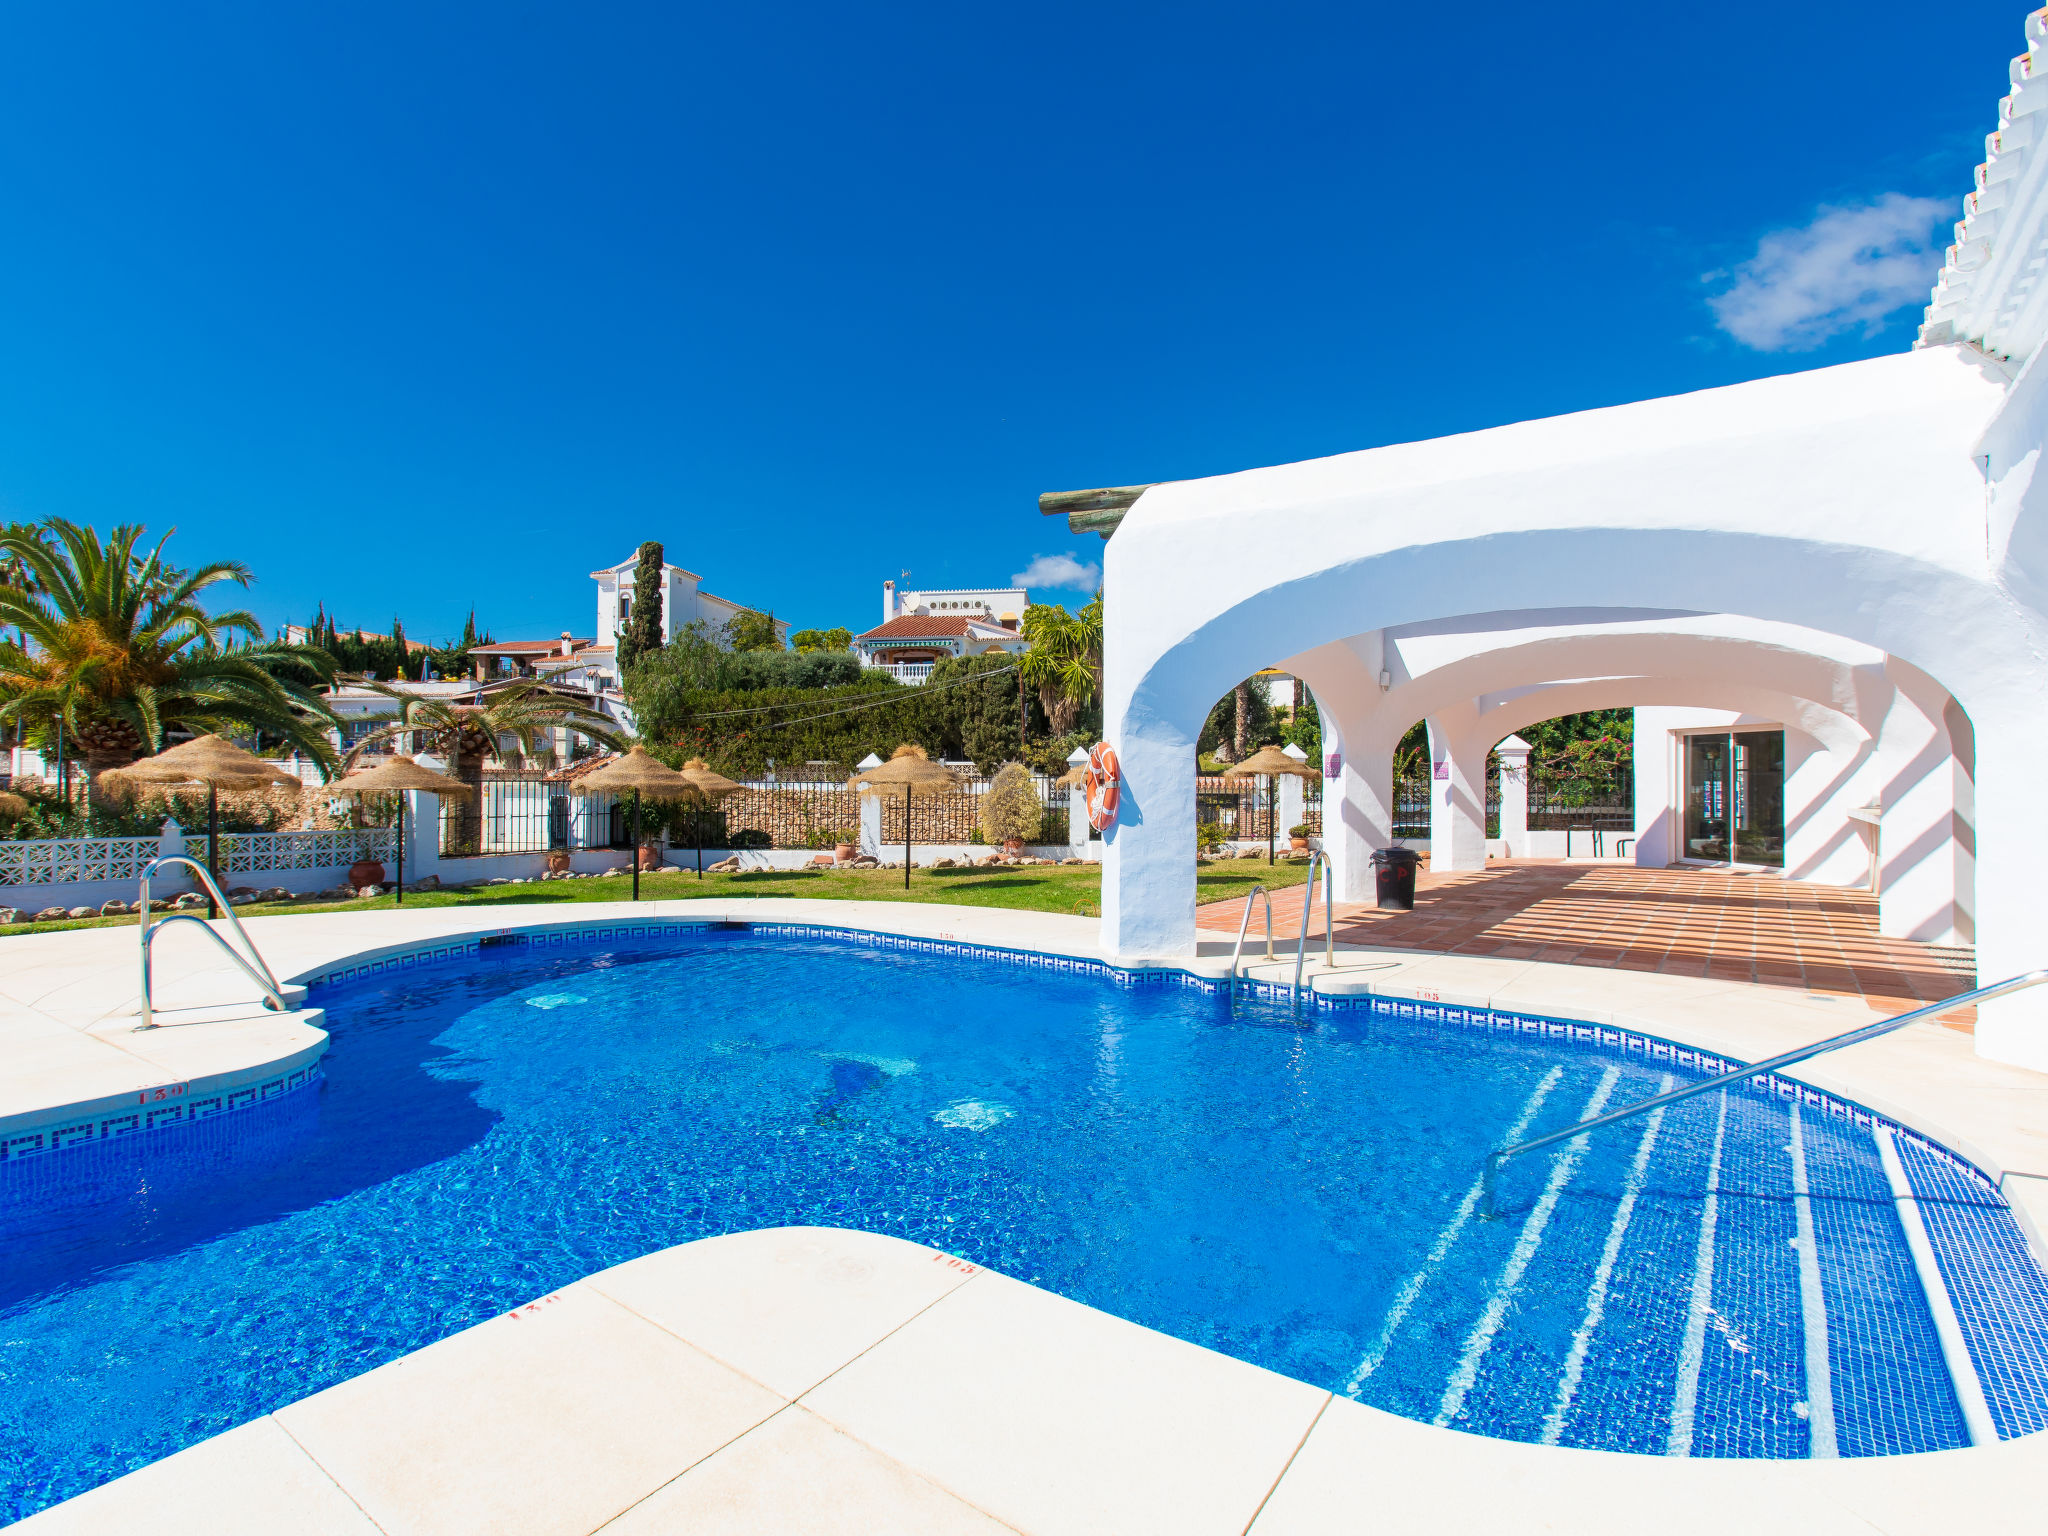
978, 763, 1042, 846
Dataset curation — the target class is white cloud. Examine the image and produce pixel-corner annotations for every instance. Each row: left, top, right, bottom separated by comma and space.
1706, 194, 1950, 351
1012, 552, 1101, 592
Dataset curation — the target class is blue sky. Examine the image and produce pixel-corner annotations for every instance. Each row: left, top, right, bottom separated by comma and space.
0, 2, 2021, 644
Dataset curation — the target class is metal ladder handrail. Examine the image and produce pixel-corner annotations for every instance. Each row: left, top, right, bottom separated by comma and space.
1291, 849, 1336, 1004
137, 855, 289, 1029
1229, 885, 1276, 993
1478, 968, 2048, 1218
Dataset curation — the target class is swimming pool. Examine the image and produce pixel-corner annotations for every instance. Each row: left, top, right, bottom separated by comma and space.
5, 923, 2047, 1518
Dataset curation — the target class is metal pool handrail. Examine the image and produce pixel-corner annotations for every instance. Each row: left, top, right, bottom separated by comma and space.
137, 855, 289, 1030
1291, 850, 1336, 1004
1478, 969, 2048, 1219
1229, 885, 1276, 993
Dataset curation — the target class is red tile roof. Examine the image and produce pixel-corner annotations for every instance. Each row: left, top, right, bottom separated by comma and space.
469, 638, 596, 655
854, 616, 974, 640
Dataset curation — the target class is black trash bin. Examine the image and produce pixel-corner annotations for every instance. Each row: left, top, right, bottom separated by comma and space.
1372, 846, 1420, 910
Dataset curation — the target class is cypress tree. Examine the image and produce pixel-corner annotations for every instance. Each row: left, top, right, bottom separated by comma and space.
619, 541, 665, 669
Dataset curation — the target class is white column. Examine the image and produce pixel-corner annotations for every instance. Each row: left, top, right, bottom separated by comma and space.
1494, 734, 1531, 860
1278, 743, 1307, 842
156, 818, 186, 864
1102, 720, 1198, 958
857, 753, 884, 857
1066, 746, 1091, 849
1426, 718, 1488, 871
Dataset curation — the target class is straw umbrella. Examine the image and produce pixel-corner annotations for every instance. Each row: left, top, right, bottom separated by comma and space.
848, 744, 960, 889
568, 746, 696, 902
1231, 743, 1316, 866
0, 791, 26, 824
323, 755, 471, 905
103, 734, 301, 916
678, 758, 742, 879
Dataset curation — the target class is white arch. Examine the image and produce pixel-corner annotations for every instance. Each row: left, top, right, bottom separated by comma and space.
1100, 346, 2042, 1065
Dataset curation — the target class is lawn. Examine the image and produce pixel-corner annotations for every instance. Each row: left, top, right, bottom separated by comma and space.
0, 857, 1316, 935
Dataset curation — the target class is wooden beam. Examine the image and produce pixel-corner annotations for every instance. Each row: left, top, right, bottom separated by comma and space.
1038, 483, 1155, 539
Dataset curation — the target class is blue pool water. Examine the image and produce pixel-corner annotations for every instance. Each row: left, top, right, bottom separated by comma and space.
5, 926, 2048, 1518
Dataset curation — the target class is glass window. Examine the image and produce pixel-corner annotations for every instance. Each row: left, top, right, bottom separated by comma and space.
1683, 730, 1784, 868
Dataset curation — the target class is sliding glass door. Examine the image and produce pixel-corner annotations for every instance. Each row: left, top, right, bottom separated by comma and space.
1683, 730, 1784, 867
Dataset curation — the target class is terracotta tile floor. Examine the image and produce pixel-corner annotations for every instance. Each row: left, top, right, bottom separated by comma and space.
1196, 861, 1979, 1026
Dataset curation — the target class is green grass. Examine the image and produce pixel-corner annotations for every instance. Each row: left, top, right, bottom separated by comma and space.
1, 856, 1315, 935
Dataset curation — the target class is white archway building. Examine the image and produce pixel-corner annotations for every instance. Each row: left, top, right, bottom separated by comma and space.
1091, 30, 2048, 1070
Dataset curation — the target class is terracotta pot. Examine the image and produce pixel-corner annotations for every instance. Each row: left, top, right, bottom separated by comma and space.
545, 850, 572, 874
1290, 837, 1310, 853
834, 842, 856, 862
637, 840, 663, 871
348, 859, 385, 888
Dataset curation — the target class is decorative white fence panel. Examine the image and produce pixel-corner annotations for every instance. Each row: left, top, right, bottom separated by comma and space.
0, 836, 163, 888
0, 829, 395, 891
207, 829, 396, 874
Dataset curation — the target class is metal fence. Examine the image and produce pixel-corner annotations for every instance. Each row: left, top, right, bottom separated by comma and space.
439, 771, 625, 857
439, 768, 1073, 855
1194, 774, 1323, 842
1529, 766, 1634, 830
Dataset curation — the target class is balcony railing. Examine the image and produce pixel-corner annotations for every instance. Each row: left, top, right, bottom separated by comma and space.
871, 661, 935, 685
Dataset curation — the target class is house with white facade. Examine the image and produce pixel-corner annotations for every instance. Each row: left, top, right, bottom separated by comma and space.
590, 552, 789, 672
1074, 14, 2048, 1074
851, 580, 1030, 683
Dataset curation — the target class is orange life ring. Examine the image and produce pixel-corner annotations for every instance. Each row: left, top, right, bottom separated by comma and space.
1084, 742, 1121, 832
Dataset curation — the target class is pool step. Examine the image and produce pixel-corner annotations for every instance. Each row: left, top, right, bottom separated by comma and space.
1350, 1067, 1988, 1457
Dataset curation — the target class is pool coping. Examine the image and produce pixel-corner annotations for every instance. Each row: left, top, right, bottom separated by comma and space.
13, 1226, 2045, 1536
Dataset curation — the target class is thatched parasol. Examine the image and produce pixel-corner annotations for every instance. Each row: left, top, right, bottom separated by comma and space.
1229, 744, 1315, 866
569, 746, 697, 901
848, 744, 960, 888
325, 756, 471, 905
0, 791, 27, 824
104, 735, 303, 916
679, 759, 742, 880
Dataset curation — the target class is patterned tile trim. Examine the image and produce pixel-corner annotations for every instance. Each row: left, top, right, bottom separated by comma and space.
0, 1063, 322, 1164
300, 914, 1999, 1197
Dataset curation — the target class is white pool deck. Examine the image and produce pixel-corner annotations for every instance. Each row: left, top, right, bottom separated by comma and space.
6, 898, 2048, 1533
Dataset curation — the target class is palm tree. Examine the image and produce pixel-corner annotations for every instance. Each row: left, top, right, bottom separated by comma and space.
0, 520, 341, 801
340, 676, 624, 851
1019, 591, 1104, 737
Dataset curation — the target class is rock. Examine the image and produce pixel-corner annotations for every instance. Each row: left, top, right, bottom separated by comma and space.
357, 885, 381, 899
99, 899, 131, 916
1061, 857, 1085, 866
259, 887, 293, 903
227, 886, 259, 901
0, 908, 18, 924
66, 906, 97, 920
932, 858, 957, 869
708, 856, 742, 873
173, 892, 207, 909
849, 856, 878, 869
34, 906, 66, 922
810, 854, 835, 867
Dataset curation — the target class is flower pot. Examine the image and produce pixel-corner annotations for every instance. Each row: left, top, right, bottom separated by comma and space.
637, 840, 663, 871
545, 850, 572, 874
348, 859, 385, 888
834, 842, 856, 862
1290, 837, 1310, 853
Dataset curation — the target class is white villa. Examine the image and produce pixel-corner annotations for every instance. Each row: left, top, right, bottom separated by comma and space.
1084, 19, 2048, 1074
851, 579, 1030, 683
589, 551, 790, 672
